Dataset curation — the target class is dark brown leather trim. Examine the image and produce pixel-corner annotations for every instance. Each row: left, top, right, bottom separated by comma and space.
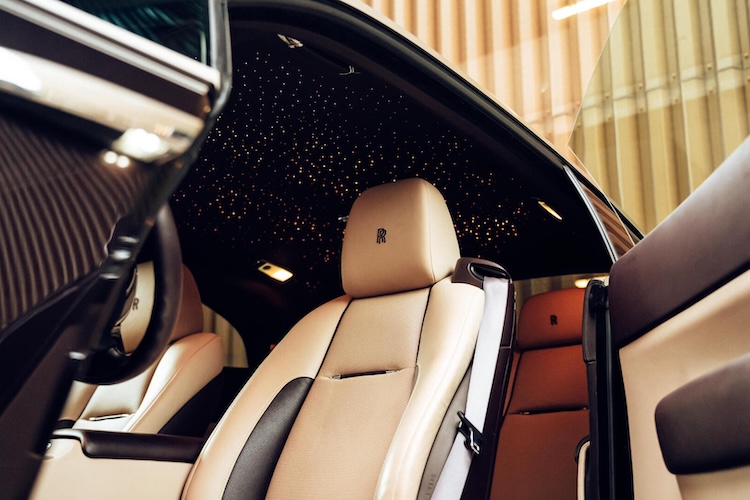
51, 429, 204, 463
655, 353, 750, 475
159, 373, 224, 437
452, 257, 511, 289
222, 377, 314, 500
609, 138, 750, 347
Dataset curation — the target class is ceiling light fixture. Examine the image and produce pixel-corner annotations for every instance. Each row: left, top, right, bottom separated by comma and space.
258, 261, 293, 282
552, 0, 615, 21
537, 200, 563, 221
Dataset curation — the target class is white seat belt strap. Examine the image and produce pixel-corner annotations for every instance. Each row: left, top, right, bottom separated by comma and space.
431, 276, 510, 499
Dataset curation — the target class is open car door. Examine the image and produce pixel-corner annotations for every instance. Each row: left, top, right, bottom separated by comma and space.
0, 1, 230, 497
584, 137, 750, 499
571, 1, 750, 497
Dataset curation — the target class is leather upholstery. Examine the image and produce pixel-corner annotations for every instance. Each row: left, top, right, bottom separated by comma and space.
182, 178, 484, 500
120, 262, 155, 353
341, 178, 460, 298
517, 287, 585, 350
492, 287, 588, 500
64, 264, 222, 435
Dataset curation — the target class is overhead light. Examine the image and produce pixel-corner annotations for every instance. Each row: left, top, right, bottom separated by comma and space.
277, 34, 304, 49
552, 0, 615, 21
258, 261, 293, 282
537, 200, 563, 221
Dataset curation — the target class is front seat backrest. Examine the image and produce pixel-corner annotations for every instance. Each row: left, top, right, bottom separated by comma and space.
182, 178, 487, 499
60, 264, 224, 436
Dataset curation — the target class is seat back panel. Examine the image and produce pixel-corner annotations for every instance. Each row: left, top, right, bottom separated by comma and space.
508, 344, 588, 414
491, 288, 588, 500
182, 295, 351, 500
267, 290, 427, 499
268, 370, 416, 499
320, 289, 428, 377
223, 377, 314, 500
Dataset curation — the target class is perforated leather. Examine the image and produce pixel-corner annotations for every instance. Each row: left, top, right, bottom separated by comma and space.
491, 287, 588, 500
182, 178, 485, 500
63, 264, 223, 435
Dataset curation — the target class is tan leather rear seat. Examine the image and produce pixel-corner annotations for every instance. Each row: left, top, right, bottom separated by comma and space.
491, 287, 589, 499
59, 264, 223, 436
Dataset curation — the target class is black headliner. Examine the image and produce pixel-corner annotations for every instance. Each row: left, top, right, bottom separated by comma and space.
171, 22, 616, 363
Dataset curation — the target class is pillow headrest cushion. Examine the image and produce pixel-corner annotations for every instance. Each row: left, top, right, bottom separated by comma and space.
341, 178, 460, 298
517, 288, 585, 350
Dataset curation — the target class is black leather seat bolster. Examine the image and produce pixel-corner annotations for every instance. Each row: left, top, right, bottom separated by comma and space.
51, 429, 204, 463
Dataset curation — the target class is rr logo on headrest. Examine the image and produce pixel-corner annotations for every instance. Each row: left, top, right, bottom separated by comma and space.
376, 228, 387, 244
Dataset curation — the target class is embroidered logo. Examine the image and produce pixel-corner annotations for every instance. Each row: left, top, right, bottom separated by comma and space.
132, 297, 140, 310
550, 314, 558, 326
376, 228, 387, 244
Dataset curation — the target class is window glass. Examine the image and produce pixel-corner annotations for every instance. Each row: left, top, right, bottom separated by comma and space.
570, 0, 750, 232
59, 0, 211, 64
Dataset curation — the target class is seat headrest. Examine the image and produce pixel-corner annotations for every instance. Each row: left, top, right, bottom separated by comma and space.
517, 288, 585, 350
119, 263, 204, 352
341, 178, 460, 298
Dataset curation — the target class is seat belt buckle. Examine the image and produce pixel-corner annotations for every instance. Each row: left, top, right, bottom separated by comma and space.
457, 411, 483, 455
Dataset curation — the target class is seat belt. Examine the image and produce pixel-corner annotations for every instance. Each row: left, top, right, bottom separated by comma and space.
431, 275, 510, 499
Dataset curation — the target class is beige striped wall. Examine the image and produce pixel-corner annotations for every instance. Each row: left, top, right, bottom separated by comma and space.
571, 0, 750, 231
359, 0, 750, 302
364, 0, 750, 235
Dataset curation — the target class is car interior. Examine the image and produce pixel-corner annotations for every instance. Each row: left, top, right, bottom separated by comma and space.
3, 0, 750, 499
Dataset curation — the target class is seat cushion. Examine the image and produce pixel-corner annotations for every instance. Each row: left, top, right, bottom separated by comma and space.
492, 410, 590, 500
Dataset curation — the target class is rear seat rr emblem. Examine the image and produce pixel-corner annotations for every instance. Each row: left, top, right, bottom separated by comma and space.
376, 228, 387, 244
550, 315, 558, 326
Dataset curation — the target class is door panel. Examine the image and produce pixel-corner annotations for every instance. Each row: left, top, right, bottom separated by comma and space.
619, 269, 750, 498
606, 136, 750, 499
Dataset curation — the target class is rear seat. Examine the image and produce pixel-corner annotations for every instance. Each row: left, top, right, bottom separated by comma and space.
491, 288, 589, 499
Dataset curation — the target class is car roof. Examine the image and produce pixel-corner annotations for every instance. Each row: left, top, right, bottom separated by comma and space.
169, 16, 632, 341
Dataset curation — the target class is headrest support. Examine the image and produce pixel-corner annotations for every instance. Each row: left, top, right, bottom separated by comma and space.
171, 265, 204, 341
119, 263, 204, 352
341, 178, 460, 298
517, 288, 585, 350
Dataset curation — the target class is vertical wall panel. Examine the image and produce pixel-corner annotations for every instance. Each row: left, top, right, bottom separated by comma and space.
570, 0, 750, 232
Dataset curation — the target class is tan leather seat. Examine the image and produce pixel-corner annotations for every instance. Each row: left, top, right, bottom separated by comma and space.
181, 178, 487, 499
491, 288, 589, 500
59, 264, 224, 436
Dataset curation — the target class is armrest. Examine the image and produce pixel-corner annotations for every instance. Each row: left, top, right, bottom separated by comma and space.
656, 353, 750, 474
52, 429, 203, 463
31, 431, 201, 500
